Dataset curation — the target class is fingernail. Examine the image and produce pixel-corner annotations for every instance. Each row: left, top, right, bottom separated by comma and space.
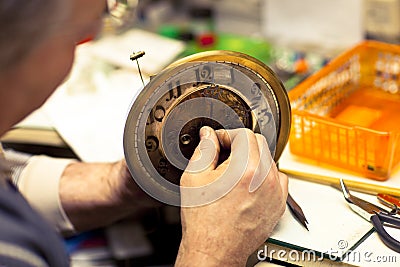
200, 126, 210, 139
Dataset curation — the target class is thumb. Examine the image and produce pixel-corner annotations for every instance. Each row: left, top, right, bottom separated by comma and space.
185, 126, 220, 174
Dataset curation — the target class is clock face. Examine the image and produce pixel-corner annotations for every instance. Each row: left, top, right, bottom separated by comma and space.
123, 51, 291, 206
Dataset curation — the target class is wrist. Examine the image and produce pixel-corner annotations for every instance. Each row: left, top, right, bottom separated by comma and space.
175, 246, 228, 267
107, 160, 159, 209
175, 237, 247, 267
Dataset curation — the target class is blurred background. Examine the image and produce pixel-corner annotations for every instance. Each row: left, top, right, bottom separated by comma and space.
133, 0, 400, 45
118, 0, 400, 89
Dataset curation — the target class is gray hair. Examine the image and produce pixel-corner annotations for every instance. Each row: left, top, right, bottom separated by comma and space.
0, 0, 68, 71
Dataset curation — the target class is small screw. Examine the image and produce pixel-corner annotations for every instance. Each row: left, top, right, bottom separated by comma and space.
145, 136, 158, 152
180, 134, 192, 145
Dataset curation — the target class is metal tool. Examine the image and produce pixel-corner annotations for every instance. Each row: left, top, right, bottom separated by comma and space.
129, 51, 145, 86
123, 50, 307, 228
287, 193, 309, 230
377, 193, 400, 215
340, 179, 400, 253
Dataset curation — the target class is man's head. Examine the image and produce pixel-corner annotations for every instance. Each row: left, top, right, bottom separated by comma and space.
0, 1, 65, 71
0, 0, 105, 135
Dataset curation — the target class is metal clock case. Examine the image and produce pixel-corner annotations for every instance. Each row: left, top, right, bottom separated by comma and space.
123, 50, 291, 206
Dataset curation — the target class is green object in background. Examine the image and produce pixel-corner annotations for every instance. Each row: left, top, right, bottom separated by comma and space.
181, 33, 274, 65
157, 25, 322, 91
158, 24, 182, 40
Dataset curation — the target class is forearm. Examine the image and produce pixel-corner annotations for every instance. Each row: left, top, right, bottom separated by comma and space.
59, 160, 152, 232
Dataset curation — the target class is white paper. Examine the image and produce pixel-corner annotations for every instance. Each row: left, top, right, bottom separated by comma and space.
87, 29, 186, 75
16, 109, 54, 130
42, 69, 143, 162
270, 177, 373, 259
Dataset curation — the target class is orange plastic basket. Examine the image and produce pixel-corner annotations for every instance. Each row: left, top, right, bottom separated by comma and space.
289, 41, 400, 181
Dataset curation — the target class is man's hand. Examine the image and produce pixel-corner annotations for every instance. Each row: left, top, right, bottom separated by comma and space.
176, 126, 288, 266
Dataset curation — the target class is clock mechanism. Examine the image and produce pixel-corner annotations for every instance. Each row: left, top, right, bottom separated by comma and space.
123, 50, 291, 206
